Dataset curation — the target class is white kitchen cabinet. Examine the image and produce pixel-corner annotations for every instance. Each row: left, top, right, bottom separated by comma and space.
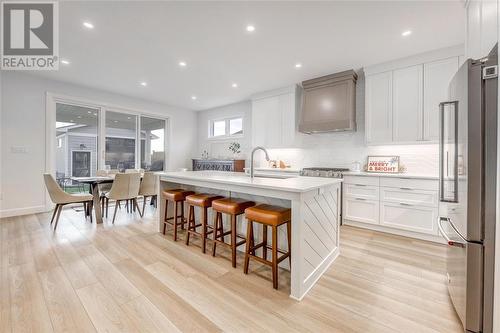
251, 86, 297, 148
392, 65, 423, 142
343, 174, 440, 241
343, 197, 379, 225
364, 46, 462, 145
365, 71, 392, 144
380, 202, 438, 235
423, 57, 459, 141
466, 0, 498, 59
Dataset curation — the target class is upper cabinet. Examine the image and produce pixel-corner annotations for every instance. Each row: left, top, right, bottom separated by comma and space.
392, 65, 423, 142
251, 85, 298, 148
365, 71, 393, 144
466, 0, 498, 59
364, 46, 462, 145
423, 57, 460, 141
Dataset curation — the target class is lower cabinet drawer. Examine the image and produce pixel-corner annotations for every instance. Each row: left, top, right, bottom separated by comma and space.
380, 202, 438, 235
343, 197, 379, 225
344, 184, 379, 200
380, 187, 437, 207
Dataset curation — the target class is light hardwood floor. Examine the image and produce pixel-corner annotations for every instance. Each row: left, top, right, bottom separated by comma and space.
0, 204, 462, 333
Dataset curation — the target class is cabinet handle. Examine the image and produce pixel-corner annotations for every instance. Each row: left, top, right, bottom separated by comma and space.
399, 187, 413, 190
354, 184, 367, 187
399, 202, 413, 206
355, 197, 367, 201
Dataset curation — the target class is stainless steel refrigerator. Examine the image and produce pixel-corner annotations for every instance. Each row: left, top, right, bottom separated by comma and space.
438, 45, 497, 333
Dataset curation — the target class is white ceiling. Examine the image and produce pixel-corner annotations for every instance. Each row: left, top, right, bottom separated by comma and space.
31, 1, 466, 111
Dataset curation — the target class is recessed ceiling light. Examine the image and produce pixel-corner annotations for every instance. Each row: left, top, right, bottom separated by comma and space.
93, 113, 97, 116
295, 63, 302, 68
191, 96, 197, 100
77, 116, 82, 119
140, 81, 147, 87
401, 30, 412, 37
70, 120, 74, 122
83, 21, 94, 29
87, 111, 92, 114
178, 61, 187, 67
61, 59, 70, 65
246, 25, 255, 32
114, 120, 118, 123
127, 117, 131, 120
232, 83, 238, 88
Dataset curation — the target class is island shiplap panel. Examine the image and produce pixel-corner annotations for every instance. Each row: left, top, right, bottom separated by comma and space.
300, 186, 339, 283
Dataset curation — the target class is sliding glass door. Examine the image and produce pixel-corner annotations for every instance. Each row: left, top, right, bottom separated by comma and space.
55, 102, 99, 192
140, 116, 166, 171
105, 111, 138, 171
52, 96, 168, 184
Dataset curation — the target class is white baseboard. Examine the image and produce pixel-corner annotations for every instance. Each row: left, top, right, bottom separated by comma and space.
0, 205, 48, 219
343, 220, 445, 244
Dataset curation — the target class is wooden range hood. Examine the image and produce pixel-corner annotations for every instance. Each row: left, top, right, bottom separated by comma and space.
299, 70, 358, 133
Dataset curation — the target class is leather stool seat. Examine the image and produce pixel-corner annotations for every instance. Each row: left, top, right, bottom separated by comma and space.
244, 204, 291, 226
163, 189, 195, 201
212, 198, 255, 215
186, 193, 224, 207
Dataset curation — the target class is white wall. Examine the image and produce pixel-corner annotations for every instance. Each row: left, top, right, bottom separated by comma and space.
196, 100, 252, 159
0, 72, 197, 217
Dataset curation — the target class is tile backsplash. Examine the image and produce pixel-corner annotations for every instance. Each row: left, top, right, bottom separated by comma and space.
261, 144, 439, 175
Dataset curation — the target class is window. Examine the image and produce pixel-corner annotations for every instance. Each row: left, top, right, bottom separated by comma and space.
105, 111, 137, 171
55, 102, 99, 193
209, 117, 243, 138
140, 116, 166, 171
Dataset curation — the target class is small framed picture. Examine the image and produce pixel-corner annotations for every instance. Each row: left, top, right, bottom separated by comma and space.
366, 156, 400, 173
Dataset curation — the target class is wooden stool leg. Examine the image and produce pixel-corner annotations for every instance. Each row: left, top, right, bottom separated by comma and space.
262, 224, 268, 260
173, 201, 179, 241
231, 214, 237, 268
186, 205, 194, 245
212, 211, 220, 257
272, 225, 278, 289
201, 207, 207, 253
287, 221, 292, 268
244, 220, 252, 274
180, 201, 185, 229
250, 221, 255, 255
163, 200, 169, 235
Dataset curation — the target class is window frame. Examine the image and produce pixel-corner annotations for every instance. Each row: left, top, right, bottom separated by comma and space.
208, 116, 244, 140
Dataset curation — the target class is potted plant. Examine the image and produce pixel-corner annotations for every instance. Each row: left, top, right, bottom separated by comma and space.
228, 142, 241, 158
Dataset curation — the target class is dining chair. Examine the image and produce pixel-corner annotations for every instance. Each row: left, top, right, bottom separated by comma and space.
105, 173, 141, 223
43, 174, 94, 230
138, 172, 158, 217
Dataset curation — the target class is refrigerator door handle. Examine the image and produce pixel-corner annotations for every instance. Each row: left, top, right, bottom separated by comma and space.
438, 217, 467, 247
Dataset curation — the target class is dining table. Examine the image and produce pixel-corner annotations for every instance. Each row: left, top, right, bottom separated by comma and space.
71, 176, 115, 224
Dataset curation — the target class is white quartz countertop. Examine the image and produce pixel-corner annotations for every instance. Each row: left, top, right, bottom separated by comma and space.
343, 171, 438, 180
158, 171, 342, 193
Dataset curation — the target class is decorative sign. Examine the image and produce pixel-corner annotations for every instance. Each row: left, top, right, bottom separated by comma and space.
366, 156, 400, 173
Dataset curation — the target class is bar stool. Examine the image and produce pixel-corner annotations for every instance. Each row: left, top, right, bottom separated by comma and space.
185, 193, 224, 253
162, 189, 195, 241
211, 198, 256, 267
244, 204, 291, 289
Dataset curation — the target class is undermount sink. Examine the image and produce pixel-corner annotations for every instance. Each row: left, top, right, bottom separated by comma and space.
249, 174, 297, 179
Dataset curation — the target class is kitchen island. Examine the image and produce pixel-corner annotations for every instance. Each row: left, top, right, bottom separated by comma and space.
157, 171, 342, 300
